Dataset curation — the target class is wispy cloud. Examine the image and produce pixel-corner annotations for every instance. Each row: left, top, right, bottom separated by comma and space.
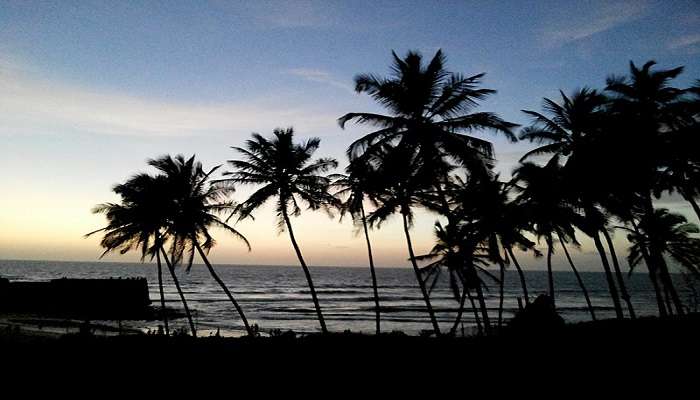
285, 68, 354, 93
0, 58, 340, 138
668, 33, 700, 53
246, 0, 339, 29
539, 0, 649, 48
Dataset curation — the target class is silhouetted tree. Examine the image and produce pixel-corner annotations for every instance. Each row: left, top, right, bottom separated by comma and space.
416, 221, 493, 335
331, 159, 382, 334
151, 155, 254, 336
513, 157, 596, 320
364, 143, 443, 334
520, 88, 626, 319
221, 128, 338, 334
624, 209, 700, 314
605, 60, 695, 315
339, 49, 517, 175
88, 172, 197, 336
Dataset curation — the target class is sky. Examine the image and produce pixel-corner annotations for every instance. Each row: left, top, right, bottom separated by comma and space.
0, 0, 699, 269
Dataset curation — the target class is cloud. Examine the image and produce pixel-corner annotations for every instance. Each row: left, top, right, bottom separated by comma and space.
245, 0, 338, 29
668, 33, 700, 54
285, 68, 354, 93
0, 58, 341, 138
539, 0, 649, 48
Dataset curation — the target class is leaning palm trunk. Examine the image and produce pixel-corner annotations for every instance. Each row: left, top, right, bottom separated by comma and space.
592, 232, 624, 319
630, 220, 667, 317
453, 271, 483, 335
556, 231, 596, 321
155, 250, 170, 335
360, 206, 380, 335
281, 208, 328, 334
160, 247, 197, 337
451, 284, 469, 335
506, 247, 530, 305
601, 229, 636, 319
545, 236, 555, 308
473, 281, 491, 335
654, 252, 685, 315
401, 210, 441, 335
193, 241, 253, 336
466, 286, 483, 335
497, 258, 506, 329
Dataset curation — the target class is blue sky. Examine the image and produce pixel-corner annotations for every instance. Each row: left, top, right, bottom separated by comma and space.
0, 1, 699, 268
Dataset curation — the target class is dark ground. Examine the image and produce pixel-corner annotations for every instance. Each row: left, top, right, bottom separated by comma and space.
3, 314, 699, 378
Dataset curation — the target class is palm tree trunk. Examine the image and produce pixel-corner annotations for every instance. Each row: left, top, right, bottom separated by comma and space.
506, 247, 529, 305
451, 284, 469, 335
655, 253, 684, 315
601, 229, 636, 319
681, 189, 700, 222
630, 219, 667, 317
556, 231, 596, 321
159, 247, 197, 337
401, 210, 441, 335
474, 281, 491, 335
155, 250, 170, 336
497, 258, 506, 329
592, 231, 624, 319
193, 241, 253, 336
281, 208, 328, 334
546, 236, 555, 308
360, 206, 380, 335
466, 286, 483, 335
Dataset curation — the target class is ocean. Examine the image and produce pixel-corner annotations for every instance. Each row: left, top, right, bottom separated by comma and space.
0, 259, 690, 336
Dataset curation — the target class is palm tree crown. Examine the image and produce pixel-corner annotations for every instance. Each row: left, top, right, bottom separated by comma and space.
339, 49, 517, 173
222, 127, 339, 226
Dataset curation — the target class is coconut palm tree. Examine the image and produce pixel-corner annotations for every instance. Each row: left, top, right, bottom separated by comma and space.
220, 128, 338, 334
339, 49, 517, 192
150, 154, 254, 336
416, 221, 493, 335
331, 159, 382, 334
519, 88, 607, 161
363, 142, 443, 334
512, 157, 597, 320
605, 60, 693, 315
88, 172, 197, 336
520, 88, 627, 319
624, 209, 700, 314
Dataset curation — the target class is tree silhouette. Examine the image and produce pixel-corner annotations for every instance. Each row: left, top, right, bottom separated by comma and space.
521, 88, 628, 319
151, 155, 253, 336
221, 128, 338, 334
363, 143, 443, 334
416, 221, 493, 335
331, 159, 382, 334
624, 208, 700, 314
512, 156, 597, 320
88, 172, 196, 336
605, 60, 694, 315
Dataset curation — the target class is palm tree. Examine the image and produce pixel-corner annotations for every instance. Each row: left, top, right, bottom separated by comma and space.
512, 157, 597, 320
443, 174, 538, 327
88, 172, 197, 336
339, 49, 517, 202
220, 128, 338, 334
150, 155, 254, 336
416, 221, 493, 335
624, 208, 700, 314
363, 143, 443, 334
605, 60, 693, 315
331, 159, 382, 334
520, 88, 626, 319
